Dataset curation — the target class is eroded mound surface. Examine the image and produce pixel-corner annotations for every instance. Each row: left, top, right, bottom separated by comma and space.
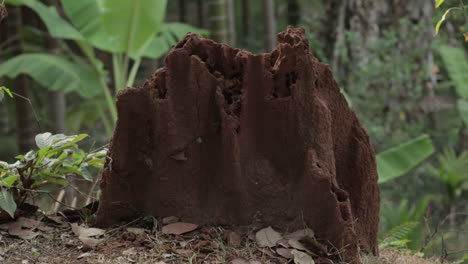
96, 27, 380, 264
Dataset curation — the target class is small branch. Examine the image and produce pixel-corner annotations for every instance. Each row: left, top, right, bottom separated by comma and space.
11, 91, 42, 132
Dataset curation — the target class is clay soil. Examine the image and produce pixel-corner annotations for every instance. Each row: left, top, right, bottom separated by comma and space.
0, 215, 443, 264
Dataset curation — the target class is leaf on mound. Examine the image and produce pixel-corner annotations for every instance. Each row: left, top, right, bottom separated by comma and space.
255, 226, 283, 247
291, 250, 315, 264
161, 222, 198, 235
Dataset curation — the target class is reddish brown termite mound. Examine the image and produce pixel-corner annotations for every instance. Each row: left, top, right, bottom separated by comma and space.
96, 27, 380, 263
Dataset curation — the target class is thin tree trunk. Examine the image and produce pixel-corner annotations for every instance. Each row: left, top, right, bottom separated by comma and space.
263, 0, 277, 51
47, 91, 66, 133
207, 0, 228, 43
179, 0, 186, 22
226, 0, 236, 46
196, 0, 205, 28
0, 11, 10, 134
287, 0, 300, 26
9, 6, 36, 152
241, 0, 250, 42
45, 0, 66, 134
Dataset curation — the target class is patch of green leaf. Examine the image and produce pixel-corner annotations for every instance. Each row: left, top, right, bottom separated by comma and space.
0, 189, 17, 218
0, 86, 13, 101
0, 133, 107, 215
377, 135, 434, 184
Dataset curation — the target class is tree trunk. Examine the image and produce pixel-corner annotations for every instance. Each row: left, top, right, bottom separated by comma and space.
45, 0, 66, 134
226, 0, 236, 46
240, 0, 250, 45
263, 0, 277, 51
207, 0, 228, 43
322, 0, 434, 77
9, 6, 37, 153
179, 0, 186, 22
196, 0, 205, 28
287, 0, 300, 26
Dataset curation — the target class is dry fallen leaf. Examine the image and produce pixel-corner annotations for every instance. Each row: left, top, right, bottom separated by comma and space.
230, 258, 249, 264
174, 249, 193, 256
288, 239, 309, 252
162, 216, 179, 225
162, 222, 198, 235
78, 236, 103, 248
255, 226, 283, 247
126, 227, 146, 235
226, 231, 242, 248
71, 223, 105, 238
122, 247, 137, 256
170, 151, 188, 161
276, 239, 291, 248
77, 252, 92, 260
7, 217, 40, 240
284, 228, 314, 240
276, 248, 293, 259
291, 249, 315, 264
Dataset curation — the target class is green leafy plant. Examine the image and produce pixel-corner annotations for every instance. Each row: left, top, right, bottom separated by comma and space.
429, 148, 468, 210
438, 45, 468, 126
380, 197, 432, 250
377, 134, 435, 184
0, 0, 208, 134
434, 0, 467, 41
379, 221, 420, 249
0, 86, 13, 101
0, 132, 107, 218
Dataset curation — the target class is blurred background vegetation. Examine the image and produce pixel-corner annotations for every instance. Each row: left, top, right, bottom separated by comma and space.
0, 0, 467, 262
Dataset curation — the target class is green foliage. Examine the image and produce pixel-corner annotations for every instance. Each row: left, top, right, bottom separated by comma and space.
380, 197, 432, 250
0, 189, 16, 218
438, 45, 468, 100
1, 0, 207, 130
5, 0, 84, 40
429, 148, 468, 204
435, 7, 462, 35
0, 133, 107, 219
377, 135, 435, 184
100, 0, 167, 58
142, 23, 209, 59
0, 86, 13, 101
379, 221, 419, 249
0, 54, 102, 99
436, 0, 446, 8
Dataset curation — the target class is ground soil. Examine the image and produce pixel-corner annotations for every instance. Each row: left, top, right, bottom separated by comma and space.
0, 214, 443, 264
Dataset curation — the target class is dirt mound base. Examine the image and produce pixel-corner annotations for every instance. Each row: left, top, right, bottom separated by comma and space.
96, 27, 380, 263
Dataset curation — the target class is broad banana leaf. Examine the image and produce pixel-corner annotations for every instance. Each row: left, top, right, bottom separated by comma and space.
438, 45, 468, 99
101, 0, 168, 58
5, 0, 84, 41
458, 99, 468, 125
60, 0, 114, 51
0, 54, 102, 99
377, 134, 435, 184
142, 23, 209, 59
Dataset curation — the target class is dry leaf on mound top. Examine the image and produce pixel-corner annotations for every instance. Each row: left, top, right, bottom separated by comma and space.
255, 226, 283, 247
161, 222, 198, 235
